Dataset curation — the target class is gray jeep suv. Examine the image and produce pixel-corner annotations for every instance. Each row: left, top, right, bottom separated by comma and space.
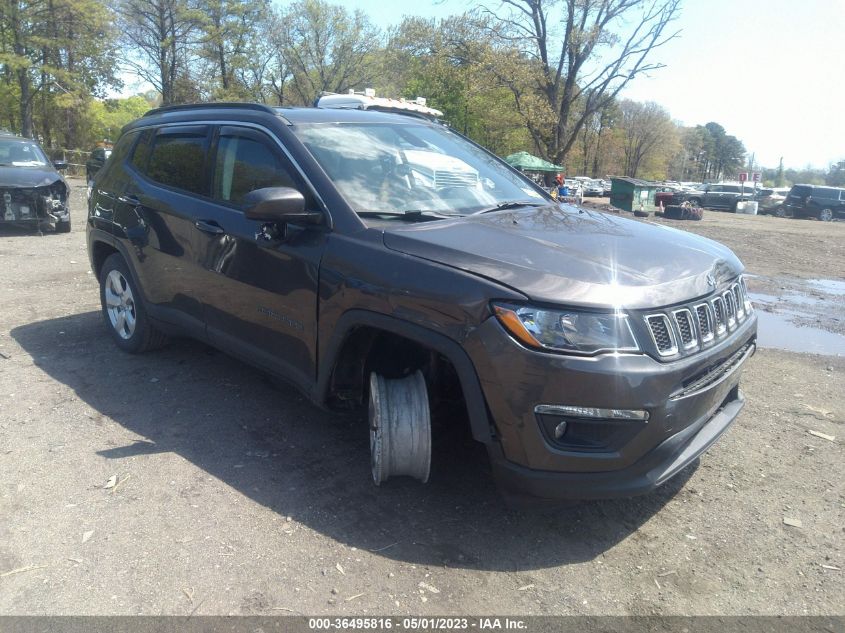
86, 103, 757, 501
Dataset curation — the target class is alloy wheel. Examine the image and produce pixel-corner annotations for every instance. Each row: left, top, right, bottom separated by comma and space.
104, 270, 137, 340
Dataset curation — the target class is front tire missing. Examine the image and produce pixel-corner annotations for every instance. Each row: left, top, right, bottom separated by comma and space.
369, 370, 431, 485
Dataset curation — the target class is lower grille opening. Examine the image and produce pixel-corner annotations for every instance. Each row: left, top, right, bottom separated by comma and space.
673, 342, 754, 399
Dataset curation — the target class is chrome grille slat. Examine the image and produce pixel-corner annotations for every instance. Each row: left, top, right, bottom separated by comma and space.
712, 296, 727, 334
694, 303, 714, 343
723, 290, 737, 328
732, 284, 744, 318
672, 309, 697, 350
645, 314, 677, 356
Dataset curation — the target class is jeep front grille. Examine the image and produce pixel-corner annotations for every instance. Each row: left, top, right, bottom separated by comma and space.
643, 280, 753, 359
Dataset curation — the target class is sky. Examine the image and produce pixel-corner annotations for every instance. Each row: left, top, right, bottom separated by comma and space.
121, 0, 845, 169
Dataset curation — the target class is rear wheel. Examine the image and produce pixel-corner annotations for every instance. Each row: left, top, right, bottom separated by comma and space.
775, 205, 787, 218
99, 253, 167, 353
369, 370, 431, 485
819, 208, 833, 222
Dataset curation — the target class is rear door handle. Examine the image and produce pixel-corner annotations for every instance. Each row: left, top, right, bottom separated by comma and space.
195, 219, 225, 235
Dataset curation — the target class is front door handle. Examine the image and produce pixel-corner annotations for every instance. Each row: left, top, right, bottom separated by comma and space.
195, 219, 225, 235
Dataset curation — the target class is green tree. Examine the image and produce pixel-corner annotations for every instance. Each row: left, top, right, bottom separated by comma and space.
272, 0, 381, 106
0, 0, 119, 142
195, 0, 269, 99
826, 160, 845, 187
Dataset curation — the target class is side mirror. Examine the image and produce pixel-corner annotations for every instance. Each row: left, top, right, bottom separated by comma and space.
53, 160, 68, 170
242, 187, 322, 224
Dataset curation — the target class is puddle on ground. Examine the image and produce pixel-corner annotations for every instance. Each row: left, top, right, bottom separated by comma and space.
749, 292, 845, 356
806, 279, 845, 295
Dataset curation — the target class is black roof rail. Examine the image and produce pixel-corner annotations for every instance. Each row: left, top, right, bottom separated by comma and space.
143, 102, 279, 117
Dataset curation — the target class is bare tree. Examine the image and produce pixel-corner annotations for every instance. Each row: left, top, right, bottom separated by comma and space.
620, 99, 673, 177
475, 0, 680, 164
116, 0, 201, 105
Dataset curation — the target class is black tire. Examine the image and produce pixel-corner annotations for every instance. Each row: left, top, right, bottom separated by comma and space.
55, 218, 71, 233
688, 198, 701, 207
775, 205, 787, 218
98, 253, 168, 353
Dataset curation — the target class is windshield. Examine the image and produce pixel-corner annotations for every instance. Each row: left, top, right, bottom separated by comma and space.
292, 122, 548, 216
0, 139, 50, 167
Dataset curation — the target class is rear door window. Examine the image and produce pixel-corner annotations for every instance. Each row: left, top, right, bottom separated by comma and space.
789, 185, 812, 198
143, 126, 210, 196
96, 131, 138, 182
814, 187, 838, 200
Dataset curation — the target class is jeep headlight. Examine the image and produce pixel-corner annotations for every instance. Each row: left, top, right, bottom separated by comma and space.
493, 303, 639, 354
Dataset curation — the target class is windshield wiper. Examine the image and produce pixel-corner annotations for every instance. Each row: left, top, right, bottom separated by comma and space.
471, 200, 545, 215
357, 210, 460, 221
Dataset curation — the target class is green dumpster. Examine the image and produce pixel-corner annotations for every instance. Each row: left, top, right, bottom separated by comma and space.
609, 177, 659, 213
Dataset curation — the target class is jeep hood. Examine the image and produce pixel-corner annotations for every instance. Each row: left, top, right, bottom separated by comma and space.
382, 205, 743, 310
0, 166, 64, 189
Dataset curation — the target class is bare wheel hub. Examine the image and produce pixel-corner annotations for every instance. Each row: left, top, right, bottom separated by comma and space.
369, 371, 431, 485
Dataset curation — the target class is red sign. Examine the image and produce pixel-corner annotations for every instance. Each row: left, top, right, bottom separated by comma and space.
739, 172, 748, 182
752, 172, 761, 182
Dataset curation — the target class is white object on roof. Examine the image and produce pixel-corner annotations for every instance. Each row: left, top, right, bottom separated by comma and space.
317, 91, 444, 119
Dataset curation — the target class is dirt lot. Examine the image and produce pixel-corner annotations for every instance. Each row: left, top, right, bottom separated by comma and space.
0, 179, 842, 616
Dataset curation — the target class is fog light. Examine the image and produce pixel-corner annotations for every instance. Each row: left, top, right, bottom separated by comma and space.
534, 404, 649, 421
553, 421, 567, 439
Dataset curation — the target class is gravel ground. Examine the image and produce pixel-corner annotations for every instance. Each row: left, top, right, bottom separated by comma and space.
0, 179, 842, 616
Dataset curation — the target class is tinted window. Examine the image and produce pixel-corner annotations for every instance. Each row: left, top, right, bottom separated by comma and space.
709, 185, 723, 193
96, 131, 138, 181
789, 185, 812, 198
213, 132, 297, 207
145, 130, 208, 195
130, 129, 154, 173
813, 187, 839, 200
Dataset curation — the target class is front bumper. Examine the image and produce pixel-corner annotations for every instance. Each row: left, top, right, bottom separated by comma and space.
1, 187, 68, 225
488, 385, 745, 500
465, 312, 756, 500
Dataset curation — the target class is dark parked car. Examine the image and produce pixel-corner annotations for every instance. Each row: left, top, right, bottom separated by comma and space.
87, 103, 757, 501
85, 146, 112, 183
0, 133, 71, 232
783, 184, 845, 221
685, 182, 754, 211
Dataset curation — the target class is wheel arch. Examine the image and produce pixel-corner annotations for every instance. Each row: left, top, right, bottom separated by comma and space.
317, 310, 494, 445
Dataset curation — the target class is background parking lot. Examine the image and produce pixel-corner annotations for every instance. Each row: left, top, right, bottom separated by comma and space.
0, 179, 842, 615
